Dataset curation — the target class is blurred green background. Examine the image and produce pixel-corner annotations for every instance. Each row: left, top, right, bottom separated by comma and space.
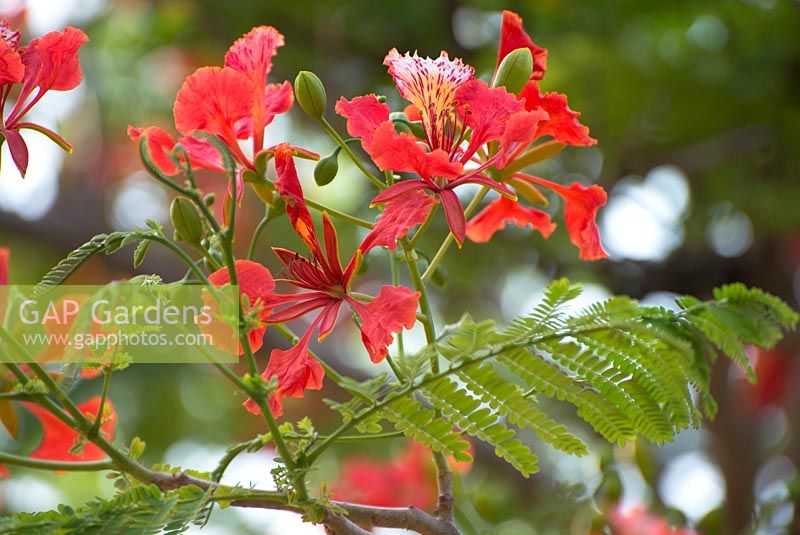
1, 0, 799, 534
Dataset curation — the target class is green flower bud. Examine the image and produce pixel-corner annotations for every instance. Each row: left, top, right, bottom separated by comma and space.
314, 150, 339, 186
493, 47, 533, 94
204, 193, 216, 206
294, 71, 327, 119
170, 197, 204, 244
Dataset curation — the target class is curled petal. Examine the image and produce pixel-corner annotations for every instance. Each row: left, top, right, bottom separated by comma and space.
128, 125, 179, 176
176, 135, 225, 171
20, 26, 88, 93
273, 143, 321, 256
560, 183, 608, 261
356, 286, 420, 363
456, 79, 523, 161
4, 128, 28, 177
23, 397, 116, 462
466, 196, 556, 243
360, 190, 437, 253
384, 49, 474, 150
497, 11, 547, 81
208, 260, 275, 354
244, 325, 324, 417
224, 25, 284, 84
173, 66, 256, 140
520, 82, 596, 146
0, 39, 23, 85
335, 94, 391, 151
369, 121, 463, 180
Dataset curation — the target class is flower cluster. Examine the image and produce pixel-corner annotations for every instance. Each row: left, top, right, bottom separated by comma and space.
128, 10, 609, 417
0, 21, 88, 176
336, 10, 608, 260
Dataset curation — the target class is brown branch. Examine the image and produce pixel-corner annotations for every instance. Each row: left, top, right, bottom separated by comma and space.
144, 467, 462, 535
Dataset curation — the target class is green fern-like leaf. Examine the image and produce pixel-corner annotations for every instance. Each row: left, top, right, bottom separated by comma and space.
32, 234, 108, 297
0, 485, 208, 535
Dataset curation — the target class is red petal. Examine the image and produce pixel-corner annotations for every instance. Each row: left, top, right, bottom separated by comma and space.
335, 94, 391, 151
369, 121, 463, 180
455, 79, 523, 161
224, 26, 284, 84
439, 189, 466, 245
4, 128, 28, 176
497, 109, 549, 167
0, 247, 8, 285
235, 81, 294, 140
356, 286, 420, 363
0, 464, 7, 478
519, 82, 596, 146
497, 11, 547, 81
317, 300, 344, 341
560, 183, 608, 261
273, 143, 322, 257
244, 325, 324, 417
173, 66, 256, 141
208, 260, 276, 354
370, 179, 430, 205
403, 104, 421, 122
360, 190, 437, 253
0, 39, 23, 85
20, 26, 88, 92
466, 196, 556, 243
23, 397, 116, 462
128, 125, 180, 176
322, 213, 344, 278
176, 135, 225, 171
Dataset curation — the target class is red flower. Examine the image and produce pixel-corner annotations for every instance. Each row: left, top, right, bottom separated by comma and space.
331, 441, 437, 509
460, 10, 607, 260
337, 23, 606, 258
336, 51, 528, 245
208, 259, 275, 355
608, 505, 698, 535
133, 25, 297, 182
0, 22, 88, 176
22, 397, 116, 462
243, 145, 420, 417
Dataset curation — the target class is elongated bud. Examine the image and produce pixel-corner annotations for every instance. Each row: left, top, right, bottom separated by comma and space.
294, 71, 327, 119
493, 48, 533, 94
314, 150, 339, 186
170, 198, 203, 243
389, 112, 425, 139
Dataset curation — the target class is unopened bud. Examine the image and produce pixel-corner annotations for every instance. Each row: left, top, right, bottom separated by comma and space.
204, 193, 216, 206
314, 150, 339, 186
294, 71, 327, 119
493, 48, 533, 94
170, 197, 203, 243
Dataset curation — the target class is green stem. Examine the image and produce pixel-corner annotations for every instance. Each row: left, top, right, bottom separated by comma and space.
305, 197, 373, 229
88, 366, 112, 437
406, 204, 438, 250
421, 186, 488, 283
0, 451, 114, 472
285, 430, 403, 443
319, 117, 385, 190
144, 235, 210, 285
248, 206, 272, 260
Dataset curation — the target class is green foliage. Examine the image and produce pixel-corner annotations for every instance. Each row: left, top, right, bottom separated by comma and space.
0, 485, 209, 535
329, 279, 797, 477
32, 234, 108, 297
